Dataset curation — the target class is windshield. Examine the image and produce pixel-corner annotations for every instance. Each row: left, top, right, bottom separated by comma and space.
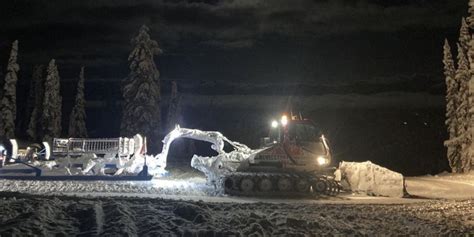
288, 122, 321, 142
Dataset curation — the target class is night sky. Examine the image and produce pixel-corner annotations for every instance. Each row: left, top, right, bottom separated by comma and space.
0, 0, 467, 85
0, 0, 467, 174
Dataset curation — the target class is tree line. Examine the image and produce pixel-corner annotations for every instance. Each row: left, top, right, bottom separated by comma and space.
442, 1, 474, 173
0, 25, 181, 153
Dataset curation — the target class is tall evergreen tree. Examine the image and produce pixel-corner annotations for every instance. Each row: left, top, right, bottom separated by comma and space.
41, 59, 62, 142
446, 0, 474, 173
121, 25, 162, 152
443, 40, 461, 172
0, 40, 19, 139
68, 66, 88, 138
469, 71, 474, 171
26, 65, 45, 141
459, 18, 471, 54
468, 1, 474, 172
455, 44, 471, 172
166, 80, 181, 132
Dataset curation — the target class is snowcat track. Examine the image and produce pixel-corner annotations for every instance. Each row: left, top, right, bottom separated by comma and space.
221, 172, 342, 198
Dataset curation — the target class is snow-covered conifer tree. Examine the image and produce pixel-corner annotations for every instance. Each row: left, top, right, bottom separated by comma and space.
469, 73, 474, 171
445, 1, 474, 172
0, 40, 19, 139
68, 66, 87, 138
466, 0, 474, 172
166, 80, 181, 132
443, 40, 462, 172
454, 44, 471, 172
41, 59, 62, 142
459, 18, 471, 54
26, 65, 45, 141
121, 25, 162, 152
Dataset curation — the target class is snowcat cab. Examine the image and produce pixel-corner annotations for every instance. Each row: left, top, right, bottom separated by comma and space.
251, 115, 332, 171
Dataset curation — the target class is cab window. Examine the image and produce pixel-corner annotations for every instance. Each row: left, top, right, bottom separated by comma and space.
289, 123, 321, 142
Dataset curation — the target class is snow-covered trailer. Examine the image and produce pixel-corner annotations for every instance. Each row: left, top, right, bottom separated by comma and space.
0, 135, 152, 180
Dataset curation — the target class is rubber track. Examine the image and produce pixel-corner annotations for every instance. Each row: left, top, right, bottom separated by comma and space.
221, 172, 342, 198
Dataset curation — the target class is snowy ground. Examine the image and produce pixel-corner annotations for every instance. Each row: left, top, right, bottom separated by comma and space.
1, 167, 473, 202
0, 192, 472, 236
406, 172, 474, 200
0, 168, 473, 235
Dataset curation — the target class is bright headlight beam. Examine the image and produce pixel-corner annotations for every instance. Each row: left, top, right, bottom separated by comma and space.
271, 120, 279, 128
281, 115, 288, 126
317, 156, 328, 166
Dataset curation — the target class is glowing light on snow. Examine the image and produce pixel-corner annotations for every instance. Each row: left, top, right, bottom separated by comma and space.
168, 127, 182, 142
9, 139, 18, 159
150, 178, 199, 189
0, 145, 5, 166
281, 115, 288, 126
42, 142, 51, 160
271, 120, 279, 128
316, 156, 328, 166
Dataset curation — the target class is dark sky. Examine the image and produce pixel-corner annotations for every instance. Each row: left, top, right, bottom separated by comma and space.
0, 0, 468, 85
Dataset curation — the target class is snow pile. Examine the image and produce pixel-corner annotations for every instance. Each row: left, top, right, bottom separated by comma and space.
339, 161, 405, 197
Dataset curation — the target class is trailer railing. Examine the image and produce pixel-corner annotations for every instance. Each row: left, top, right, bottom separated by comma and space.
52, 136, 139, 157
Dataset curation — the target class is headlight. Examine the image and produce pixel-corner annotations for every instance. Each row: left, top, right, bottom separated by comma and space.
271, 120, 279, 128
281, 115, 288, 126
316, 156, 328, 166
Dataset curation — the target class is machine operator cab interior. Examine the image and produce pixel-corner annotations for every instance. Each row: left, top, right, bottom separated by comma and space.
287, 120, 322, 143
